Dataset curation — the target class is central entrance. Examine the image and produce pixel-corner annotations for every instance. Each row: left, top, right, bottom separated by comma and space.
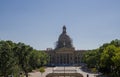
54, 48, 75, 66
55, 53, 74, 65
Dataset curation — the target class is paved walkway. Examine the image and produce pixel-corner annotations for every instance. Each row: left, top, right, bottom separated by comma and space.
29, 66, 98, 77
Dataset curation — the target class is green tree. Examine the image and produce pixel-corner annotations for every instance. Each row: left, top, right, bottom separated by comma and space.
110, 39, 120, 47
99, 45, 119, 76
39, 67, 45, 77
99, 45, 114, 75
39, 51, 49, 66
0, 40, 49, 77
111, 48, 120, 77
0, 40, 16, 77
83, 49, 99, 68
29, 50, 49, 69
29, 50, 41, 69
83, 39, 120, 77
14, 42, 33, 77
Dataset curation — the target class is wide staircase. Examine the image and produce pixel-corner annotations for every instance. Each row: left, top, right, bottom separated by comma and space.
46, 66, 83, 77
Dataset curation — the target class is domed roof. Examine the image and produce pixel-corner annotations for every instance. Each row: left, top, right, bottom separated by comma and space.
55, 26, 73, 49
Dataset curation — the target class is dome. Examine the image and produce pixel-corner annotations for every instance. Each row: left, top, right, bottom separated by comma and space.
55, 26, 73, 49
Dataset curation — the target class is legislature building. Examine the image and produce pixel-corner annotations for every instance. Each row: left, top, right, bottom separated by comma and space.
45, 26, 86, 66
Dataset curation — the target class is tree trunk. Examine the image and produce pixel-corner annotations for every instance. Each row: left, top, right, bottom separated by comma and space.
3, 72, 8, 77
4, 74, 8, 77
23, 68, 28, 77
25, 72, 28, 77
22, 65, 28, 77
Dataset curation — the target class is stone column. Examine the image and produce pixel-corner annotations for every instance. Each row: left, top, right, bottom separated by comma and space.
65, 54, 67, 64
62, 54, 63, 64
58, 54, 59, 65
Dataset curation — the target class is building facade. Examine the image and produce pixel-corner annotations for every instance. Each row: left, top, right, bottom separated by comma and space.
45, 26, 86, 66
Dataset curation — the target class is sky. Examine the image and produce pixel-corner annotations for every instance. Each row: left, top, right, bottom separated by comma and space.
0, 0, 120, 50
